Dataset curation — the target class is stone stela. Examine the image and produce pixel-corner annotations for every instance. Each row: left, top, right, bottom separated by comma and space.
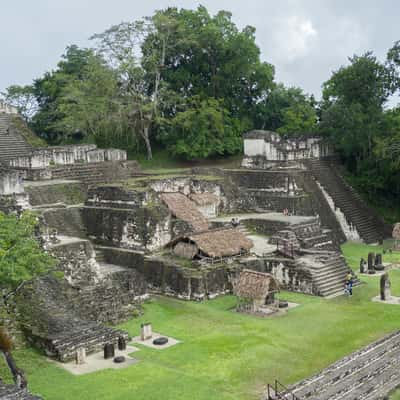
141, 323, 153, 341
380, 273, 391, 301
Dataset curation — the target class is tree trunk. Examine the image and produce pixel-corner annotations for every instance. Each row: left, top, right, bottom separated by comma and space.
143, 126, 152, 160
2, 351, 27, 389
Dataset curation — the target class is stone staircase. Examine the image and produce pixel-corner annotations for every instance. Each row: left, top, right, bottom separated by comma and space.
305, 159, 391, 244
47, 322, 128, 363
0, 114, 32, 164
274, 330, 400, 400
0, 381, 42, 400
95, 248, 106, 263
305, 252, 355, 297
291, 220, 336, 251
19, 276, 130, 363
50, 160, 141, 185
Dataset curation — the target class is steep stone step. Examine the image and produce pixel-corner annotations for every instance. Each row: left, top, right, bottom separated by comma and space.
276, 331, 400, 400
0, 114, 32, 163
305, 159, 391, 243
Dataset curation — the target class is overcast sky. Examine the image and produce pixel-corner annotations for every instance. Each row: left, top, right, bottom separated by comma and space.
1, 0, 399, 99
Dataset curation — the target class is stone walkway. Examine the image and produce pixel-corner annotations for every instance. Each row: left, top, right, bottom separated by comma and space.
24, 179, 80, 187
211, 212, 315, 225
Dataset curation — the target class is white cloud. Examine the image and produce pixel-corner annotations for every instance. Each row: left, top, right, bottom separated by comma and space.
274, 16, 318, 62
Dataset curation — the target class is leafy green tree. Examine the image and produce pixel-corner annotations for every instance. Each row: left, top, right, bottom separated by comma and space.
0, 212, 55, 390
320, 53, 392, 164
254, 84, 316, 133
159, 98, 244, 159
277, 102, 317, 135
31, 45, 95, 143
1, 85, 38, 122
91, 14, 179, 159
0, 211, 55, 298
144, 6, 274, 122
53, 53, 127, 146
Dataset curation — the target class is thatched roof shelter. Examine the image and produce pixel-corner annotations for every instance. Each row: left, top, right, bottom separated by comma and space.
161, 192, 209, 231
168, 228, 253, 259
234, 269, 279, 300
393, 223, 400, 240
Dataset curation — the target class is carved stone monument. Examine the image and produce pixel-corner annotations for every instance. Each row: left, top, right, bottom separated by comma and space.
380, 273, 391, 301
118, 336, 126, 351
359, 258, 366, 273
141, 322, 153, 341
104, 343, 115, 359
75, 347, 86, 365
375, 253, 384, 271
368, 252, 375, 274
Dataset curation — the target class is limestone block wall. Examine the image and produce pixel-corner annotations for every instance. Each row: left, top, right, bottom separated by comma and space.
242, 130, 333, 169
49, 239, 101, 287
82, 205, 172, 252
0, 170, 24, 195
0, 100, 18, 114
242, 257, 314, 295
104, 148, 127, 161
7, 145, 128, 169
0, 193, 29, 213
85, 186, 148, 209
142, 256, 236, 300
86, 149, 105, 163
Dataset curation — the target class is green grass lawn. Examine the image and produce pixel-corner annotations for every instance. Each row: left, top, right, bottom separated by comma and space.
135, 148, 243, 172
3, 242, 400, 400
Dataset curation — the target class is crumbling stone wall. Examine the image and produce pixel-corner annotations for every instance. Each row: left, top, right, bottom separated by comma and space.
241, 257, 314, 294
82, 204, 172, 251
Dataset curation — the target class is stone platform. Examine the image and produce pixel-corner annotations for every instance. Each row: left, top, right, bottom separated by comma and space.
51, 344, 140, 375
131, 332, 181, 350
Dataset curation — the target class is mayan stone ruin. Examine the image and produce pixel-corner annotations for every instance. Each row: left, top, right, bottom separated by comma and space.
0, 83, 399, 398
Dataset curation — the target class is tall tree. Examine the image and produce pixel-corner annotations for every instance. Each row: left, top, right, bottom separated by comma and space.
0, 211, 55, 301
0, 328, 26, 389
159, 97, 244, 159
1, 85, 38, 122
144, 6, 274, 122
31, 45, 95, 143
91, 13, 178, 159
320, 52, 393, 164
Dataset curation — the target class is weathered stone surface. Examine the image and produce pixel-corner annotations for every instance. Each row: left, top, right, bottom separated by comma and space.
0, 380, 42, 400
380, 273, 391, 301
278, 330, 400, 400
14, 275, 136, 362
242, 131, 333, 169
141, 323, 152, 341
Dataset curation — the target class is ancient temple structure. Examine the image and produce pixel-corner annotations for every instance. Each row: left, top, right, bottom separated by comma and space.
240, 129, 391, 244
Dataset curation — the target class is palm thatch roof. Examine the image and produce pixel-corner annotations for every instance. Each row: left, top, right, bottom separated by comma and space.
393, 223, 400, 240
189, 193, 219, 206
190, 228, 253, 258
234, 269, 279, 300
161, 192, 209, 231
168, 228, 253, 258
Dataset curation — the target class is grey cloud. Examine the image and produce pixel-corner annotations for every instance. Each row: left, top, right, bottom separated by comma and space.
0, 0, 399, 99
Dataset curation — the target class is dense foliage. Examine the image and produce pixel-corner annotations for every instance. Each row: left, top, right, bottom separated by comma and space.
1, 6, 312, 159
319, 47, 400, 212
0, 212, 55, 296
1, 6, 400, 214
